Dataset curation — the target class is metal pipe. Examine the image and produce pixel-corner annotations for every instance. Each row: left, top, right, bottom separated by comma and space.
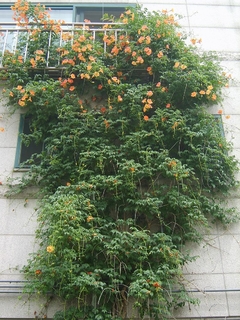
1, 281, 240, 294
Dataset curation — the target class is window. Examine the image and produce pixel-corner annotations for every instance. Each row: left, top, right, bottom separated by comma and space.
14, 115, 43, 168
48, 7, 73, 23
214, 114, 224, 137
0, 7, 14, 22
0, 3, 135, 24
74, 5, 129, 22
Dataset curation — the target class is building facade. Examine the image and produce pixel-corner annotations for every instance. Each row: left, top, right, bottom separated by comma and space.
0, 0, 240, 318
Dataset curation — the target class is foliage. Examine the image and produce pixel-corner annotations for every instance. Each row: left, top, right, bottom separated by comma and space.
1, 1, 238, 319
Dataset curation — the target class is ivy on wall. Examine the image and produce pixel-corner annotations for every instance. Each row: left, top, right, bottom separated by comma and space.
1, 1, 239, 319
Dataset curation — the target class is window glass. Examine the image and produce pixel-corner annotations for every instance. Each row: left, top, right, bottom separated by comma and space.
15, 115, 43, 168
75, 7, 127, 22
0, 9, 14, 22
48, 9, 73, 22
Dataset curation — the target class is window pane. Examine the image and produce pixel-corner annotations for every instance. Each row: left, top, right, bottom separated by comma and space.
15, 116, 43, 167
0, 9, 14, 22
76, 7, 125, 22
49, 9, 73, 22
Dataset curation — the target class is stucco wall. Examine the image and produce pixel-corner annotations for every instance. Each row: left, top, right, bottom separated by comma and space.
0, 0, 240, 318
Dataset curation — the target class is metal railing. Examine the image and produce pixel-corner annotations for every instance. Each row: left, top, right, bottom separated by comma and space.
0, 280, 27, 294
2, 279, 240, 294
0, 22, 123, 68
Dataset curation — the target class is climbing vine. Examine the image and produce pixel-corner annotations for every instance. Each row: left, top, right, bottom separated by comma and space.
1, 1, 239, 319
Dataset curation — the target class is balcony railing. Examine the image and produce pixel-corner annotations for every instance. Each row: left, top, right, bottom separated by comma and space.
0, 22, 123, 69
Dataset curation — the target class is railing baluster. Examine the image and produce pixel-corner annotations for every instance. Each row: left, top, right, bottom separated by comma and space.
23, 31, 29, 63
46, 30, 52, 67
0, 30, 9, 67
12, 28, 19, 54
104, 29, 107, 53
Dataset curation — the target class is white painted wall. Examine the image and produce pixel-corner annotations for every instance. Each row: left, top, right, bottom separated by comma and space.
0, 0, 240, 318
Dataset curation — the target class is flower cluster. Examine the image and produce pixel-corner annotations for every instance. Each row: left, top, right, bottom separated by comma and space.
2, 2, 238, 320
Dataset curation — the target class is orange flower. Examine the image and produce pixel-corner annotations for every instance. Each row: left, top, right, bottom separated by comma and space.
70, 73, 76, 79
147, 91, 153, 97
143, 115, 149, 121
147, 99, 153, 104
190, 38, 197, 45
124, 46, 131, 54
17, 55, 23, 63
156, 82, 161, 87
146, 66, 153, 75
46, 245, 55, 253
145, 35, 151, 44
140, 25, 148, 32
89, 55, 96, 62
111, 45, 119, 55
93, 72, 100, 78
118, 95, 123, 102
35, 269, 42, 276
157, 51, 163, 58
129, 167, 135, 172
111, 77, 120, 84
69, 86, 75, 91
104, 119, 110, 128
144, 47, 152, 56
152, 282, 161, 288
78, 53, 86, 62
98, 84, 103, 90
225, 115, 230, 119
181, 64, 187, 70
166, 103, 171, 108
143, 104, 152, 112
87, 65, 92, 71
9, 91, 14, 97
138, 36, 145, 44
218, 109, 223, 114
207, 85, 213, 90
168, 160, 177, 167
87, 216, 94, 222
211, 94, 217, 100
18, 100, 25, 107
174, 61, 180, 68
136, 56, 144, 64
30, 58, 36, 68
0, 127, 5, 132
199, 90, 205, 95
172, 122, 179, 129
191, 92, 197, 97
67, 78, 74, 84
100, 107, 107, 113
35, 50, 44, 55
